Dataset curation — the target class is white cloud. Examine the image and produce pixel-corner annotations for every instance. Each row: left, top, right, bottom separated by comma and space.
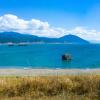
0, 14, 100, 42
0, 14, 65, 38
67, 27, 100, 42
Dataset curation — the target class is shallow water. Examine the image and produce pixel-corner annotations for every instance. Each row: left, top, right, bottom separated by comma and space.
0, 44, 100, 69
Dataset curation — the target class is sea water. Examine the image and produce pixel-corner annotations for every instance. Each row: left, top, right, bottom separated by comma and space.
0, 44, 100, 69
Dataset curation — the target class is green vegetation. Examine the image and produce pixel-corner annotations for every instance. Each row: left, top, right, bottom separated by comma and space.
0, 75, 100, 100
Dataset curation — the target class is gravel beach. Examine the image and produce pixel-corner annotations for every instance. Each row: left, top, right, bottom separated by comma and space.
0, 68, 100, 76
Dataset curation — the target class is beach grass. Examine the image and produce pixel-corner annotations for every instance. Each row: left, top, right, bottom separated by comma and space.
0, 75, 100, 100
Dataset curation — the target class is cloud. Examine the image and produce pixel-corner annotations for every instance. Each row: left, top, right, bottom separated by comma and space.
0, 14, 100, 42
0, 14, 65, 38
67, 27, 100, 42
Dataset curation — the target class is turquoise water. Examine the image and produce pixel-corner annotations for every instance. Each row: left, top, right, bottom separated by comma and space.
0, 44, 100, 69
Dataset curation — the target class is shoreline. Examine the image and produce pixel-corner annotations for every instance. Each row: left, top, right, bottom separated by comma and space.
0, 68, 100, 76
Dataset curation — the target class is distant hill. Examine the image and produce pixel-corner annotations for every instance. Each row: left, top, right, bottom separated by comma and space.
59, 34, 89, 44
0, 32, 89, 44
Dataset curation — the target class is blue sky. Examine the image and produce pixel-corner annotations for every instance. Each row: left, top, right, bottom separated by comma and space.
0, 0, 100, 29
0, 0, 100, 42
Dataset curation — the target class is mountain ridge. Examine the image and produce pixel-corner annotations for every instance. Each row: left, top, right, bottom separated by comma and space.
0, 32, 90, 44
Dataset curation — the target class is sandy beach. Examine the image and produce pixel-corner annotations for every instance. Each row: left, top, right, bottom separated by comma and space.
0, 68, 100, 76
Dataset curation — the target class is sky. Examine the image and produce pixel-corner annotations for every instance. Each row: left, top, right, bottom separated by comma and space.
0, 0, 100, 42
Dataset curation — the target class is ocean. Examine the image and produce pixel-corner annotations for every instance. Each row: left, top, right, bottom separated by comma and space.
0, 44, 100, 69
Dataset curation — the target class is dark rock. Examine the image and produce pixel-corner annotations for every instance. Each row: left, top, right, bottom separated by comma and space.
62, 54, 72, 61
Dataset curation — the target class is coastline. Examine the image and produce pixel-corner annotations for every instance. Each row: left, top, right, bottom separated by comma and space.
0, 68, 100, 76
